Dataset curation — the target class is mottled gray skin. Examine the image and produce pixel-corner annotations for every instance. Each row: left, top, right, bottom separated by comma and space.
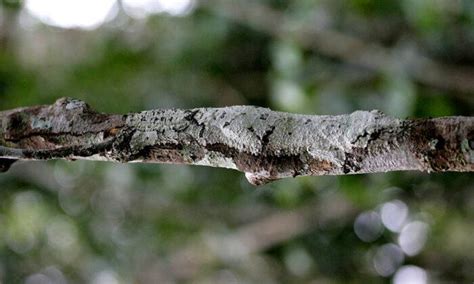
1, 98, 473, 185
122, 107, 406, 184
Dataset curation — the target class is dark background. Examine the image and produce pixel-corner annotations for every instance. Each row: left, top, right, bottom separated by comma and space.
0, 0, 473, 283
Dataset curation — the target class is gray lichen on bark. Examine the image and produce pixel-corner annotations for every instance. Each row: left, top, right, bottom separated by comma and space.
1, 98, 473, 185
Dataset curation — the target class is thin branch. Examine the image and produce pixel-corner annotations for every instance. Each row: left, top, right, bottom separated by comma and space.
1, 98, 473, 185
166, 195, 356, 280
201, 0, 474, 99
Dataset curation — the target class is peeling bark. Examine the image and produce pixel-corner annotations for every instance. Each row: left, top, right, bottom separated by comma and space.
1, 98, 473, 185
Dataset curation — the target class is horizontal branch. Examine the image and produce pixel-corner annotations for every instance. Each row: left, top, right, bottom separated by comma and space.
1, 98, 473, 185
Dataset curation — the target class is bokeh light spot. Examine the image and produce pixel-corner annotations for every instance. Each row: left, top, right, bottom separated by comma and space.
398, 221, 429, 256
373, 243, 404, 277
354, 211, 384, 242
6, 191, 47, 254
92, 270, 120, 284
24, 0, 117, 30
380, 200, 409, 232
284, 246, 313, 277
393, 265, 428, 284
46, 216, 79, 260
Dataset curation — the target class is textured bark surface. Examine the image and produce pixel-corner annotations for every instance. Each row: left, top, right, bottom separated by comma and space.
1, 98, 473, 185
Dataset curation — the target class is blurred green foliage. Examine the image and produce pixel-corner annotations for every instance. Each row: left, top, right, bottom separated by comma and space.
0, 0, 473, 283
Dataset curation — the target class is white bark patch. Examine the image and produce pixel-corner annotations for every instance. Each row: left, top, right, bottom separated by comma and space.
194, 152, 237, 169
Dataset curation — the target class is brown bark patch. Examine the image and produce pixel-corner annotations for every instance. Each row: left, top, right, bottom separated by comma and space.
308, 158, 335, 174
407, 118, 472, 171
139, 143, 206, 164
5, 111, 34, 140
142, 145, 186, 164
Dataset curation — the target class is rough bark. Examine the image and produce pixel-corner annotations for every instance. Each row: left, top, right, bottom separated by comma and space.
0, 98, 473, 185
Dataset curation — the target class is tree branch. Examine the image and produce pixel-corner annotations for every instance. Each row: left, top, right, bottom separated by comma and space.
1, 98, 473, 185
202, 0, 474, 100
167, 195, 356, 280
